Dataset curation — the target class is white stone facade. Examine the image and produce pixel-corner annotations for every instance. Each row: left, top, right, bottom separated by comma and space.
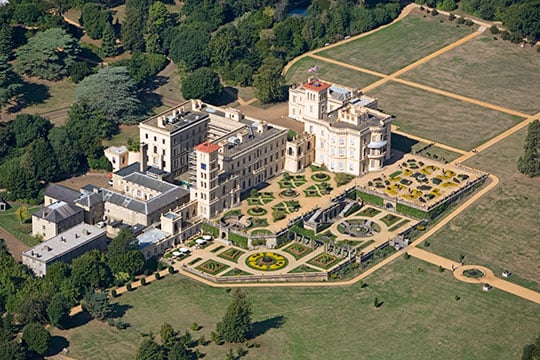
289, 79, 392, 176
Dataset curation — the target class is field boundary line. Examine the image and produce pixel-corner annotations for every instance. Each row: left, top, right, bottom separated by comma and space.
452, 111, 540, 164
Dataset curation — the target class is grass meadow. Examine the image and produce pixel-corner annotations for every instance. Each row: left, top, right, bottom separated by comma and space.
402, 35, 540, 114
368, 82, 522, 150
316, 10, 474, 74
285, 56, 381, 88
53, 257, 539, 359
427, 127, 540, 291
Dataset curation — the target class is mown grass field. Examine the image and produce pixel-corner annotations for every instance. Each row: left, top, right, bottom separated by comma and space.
427, 127, 540, 291
402, 35, 540, 114
368, 82, 522, 150
316, 10, 474, 74
53, 257, 539, 359
285, 56, 381, 88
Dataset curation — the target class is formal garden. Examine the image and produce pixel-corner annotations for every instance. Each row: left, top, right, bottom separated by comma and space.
246, 252, 289, 271
361, 155, 482, 208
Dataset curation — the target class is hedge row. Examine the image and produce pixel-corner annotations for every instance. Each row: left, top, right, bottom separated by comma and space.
201, 223, 219, 237
228, 232, 248, 249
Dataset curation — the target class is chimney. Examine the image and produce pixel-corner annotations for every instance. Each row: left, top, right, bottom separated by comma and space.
140, 143, 148, 173
61, 236, 66, 242
82, 229, 89, 236
158, 116, 166, 128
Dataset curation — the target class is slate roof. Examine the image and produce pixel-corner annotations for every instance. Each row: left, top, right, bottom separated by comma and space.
101, 186, 189, 215
122, 173, 177, 193
44, 184, 80, 204
75, 191, 104, 208
33, 201, 83, 222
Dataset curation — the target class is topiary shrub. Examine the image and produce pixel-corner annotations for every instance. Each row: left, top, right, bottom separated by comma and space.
140, 278, 146, 286
489, 25, 499, 34
168, 266, 175, 274
431, 9, 438, 16
126, 283, 133, 291
111, 289, 118, 297
155, 272, 161, 280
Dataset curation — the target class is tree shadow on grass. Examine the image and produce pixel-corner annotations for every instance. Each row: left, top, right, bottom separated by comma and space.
63, 310, 92, 330
8, 82, 50, 113
45, 336, 70, 357
110, 303, 132, 319
210, 87, 238, 106
250, 315, 286, 339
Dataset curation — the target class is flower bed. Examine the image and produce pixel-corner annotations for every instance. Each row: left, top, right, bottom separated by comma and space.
356, 207, 381, 217
222, 268, 252, 277
246, 252, 288, 271
283, 242, 313, 260
196, 260, 229, 275
218, 248, 245, 263
247, 206, 268, 216
311, 172, 330, 182
380, 214, 402, 227
307, 252, 341, 270
251, 229, 273, 235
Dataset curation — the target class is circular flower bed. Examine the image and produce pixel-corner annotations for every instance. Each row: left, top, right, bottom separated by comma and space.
311, 173, 330, 182
463, 269, 484, 279
279, 189, 298, 198
247, 206, 268, 216
246, 252, 288, 271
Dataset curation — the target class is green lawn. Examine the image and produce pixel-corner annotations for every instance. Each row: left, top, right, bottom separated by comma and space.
0, 205, 40, 247
285, 56, 381, 89
402, 35, 540, 114
53, 257, 539, 359
427, 127, 540, 291
369, 82, 522, 150
316, 11, 473, 74
102, 125, 139, 148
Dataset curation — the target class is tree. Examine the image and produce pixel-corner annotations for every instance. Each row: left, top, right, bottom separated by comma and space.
81, 3, 111, 39
168, 342, 191, 360
83, 291, 113, 321
101, 22, 117, 57
48, 126, 87, 178
16, 28, 80, 80
46, 294, 72, 328
0, 55, 22, 112
10, 114, 52, 148
15, 206, 29, 224
66, 102, 116, 159
0, 340, 26, 360
122, 0, 152, 52
145, 1, 172, 54
181, 67, 223, 103
22, 139, 59, 182
160, 322, 176, 348
69, 61, 94, 83
522, 334, 540, 360
0, 23, 12, 57
71, 250, 113, 291
502, 1, 540, 42
253, 57, 285, 104
136, 337, 163, 360
106, 229, 145, 276
0, 158, 40, 200
517, 120, 540, 177
439, 0, 457, 11
22, 323, 50, 355
75, 66, 141, 123
169, 26, 210, 71
216, 289, 252, 343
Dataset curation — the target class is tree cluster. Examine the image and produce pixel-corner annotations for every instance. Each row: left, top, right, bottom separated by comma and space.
459, 0, 540, 41
136, 323, 199, 360
517, 120, 540, 177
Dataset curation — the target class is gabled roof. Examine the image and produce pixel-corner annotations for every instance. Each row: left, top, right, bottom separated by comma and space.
33, 201, 83, 223
44, 184, 80, 204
